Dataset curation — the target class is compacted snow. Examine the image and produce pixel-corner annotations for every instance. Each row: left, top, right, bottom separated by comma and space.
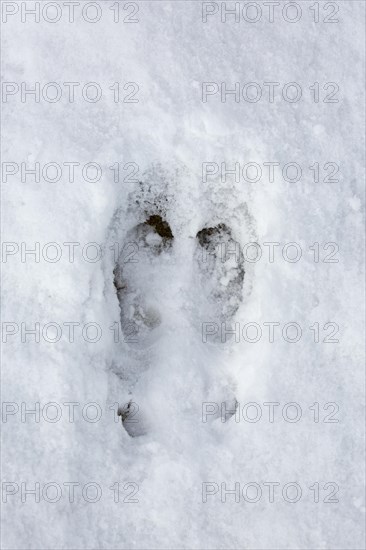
1, 1, 365, 548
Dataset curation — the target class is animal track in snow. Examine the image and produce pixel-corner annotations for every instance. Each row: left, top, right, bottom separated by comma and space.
113, 214, 174, 348
110, 174, 252, 436
195, 223, 245, 325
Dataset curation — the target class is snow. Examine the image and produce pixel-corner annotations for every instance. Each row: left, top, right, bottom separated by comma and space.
2, 1, 365, 549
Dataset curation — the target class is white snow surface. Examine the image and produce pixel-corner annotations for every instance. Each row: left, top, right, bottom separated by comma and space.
2, 1, 365, 549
